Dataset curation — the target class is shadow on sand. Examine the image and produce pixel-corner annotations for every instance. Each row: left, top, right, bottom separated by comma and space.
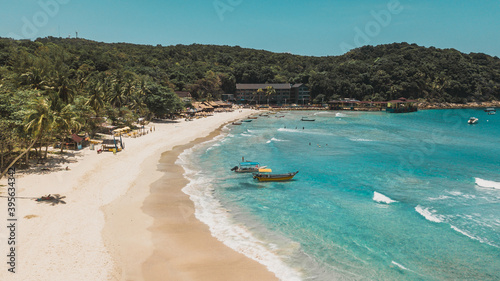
35, 194, 66, 205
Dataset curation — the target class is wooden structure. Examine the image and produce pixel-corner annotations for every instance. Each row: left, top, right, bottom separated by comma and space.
386, 97, 418, 113
328, 97, 418, 113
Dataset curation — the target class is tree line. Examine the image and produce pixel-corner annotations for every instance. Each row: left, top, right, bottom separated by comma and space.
1, 37, 500, 177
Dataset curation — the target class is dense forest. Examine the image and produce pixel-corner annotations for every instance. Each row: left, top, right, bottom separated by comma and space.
1, 37, 500, 177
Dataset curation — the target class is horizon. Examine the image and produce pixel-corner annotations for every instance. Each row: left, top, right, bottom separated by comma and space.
1, 1, 500, 58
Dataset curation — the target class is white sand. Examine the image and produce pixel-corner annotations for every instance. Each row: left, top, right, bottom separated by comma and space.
0, 109, 276, 281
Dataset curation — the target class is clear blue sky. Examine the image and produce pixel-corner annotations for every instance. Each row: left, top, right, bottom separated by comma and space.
1, 0, 499, 57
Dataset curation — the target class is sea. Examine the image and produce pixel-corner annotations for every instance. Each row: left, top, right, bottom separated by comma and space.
177, 109, 500, 281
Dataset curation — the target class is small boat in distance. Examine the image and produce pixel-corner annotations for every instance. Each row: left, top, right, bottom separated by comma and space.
242, 119, 253, 122
468, 117, 479, 124
232, 122, 242, 125
301, 117, 315, 121
253, 171, 298, 182
231, 162, 271, 173
484, 108, 496, 115
248, 116, 258, 119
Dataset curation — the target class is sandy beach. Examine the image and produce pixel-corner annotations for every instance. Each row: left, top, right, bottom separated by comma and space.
0, 109, 277, 281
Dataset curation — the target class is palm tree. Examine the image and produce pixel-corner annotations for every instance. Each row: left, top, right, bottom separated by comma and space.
50, 70, 75, 104
0, 97, 53, 180
86, 79, 105, 117
256, 88, 265, 105
54, 104, 81, 153
20, 66, 48, 90
265, 86, 276, 105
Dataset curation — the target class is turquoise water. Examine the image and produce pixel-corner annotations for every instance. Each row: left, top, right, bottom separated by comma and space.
179, 109, 500, 280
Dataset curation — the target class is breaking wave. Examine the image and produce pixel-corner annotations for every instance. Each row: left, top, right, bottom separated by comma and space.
267, 137, 286, 144
475, 178, 500, 190
415, 205, 445, 223
373, 192, 397, 204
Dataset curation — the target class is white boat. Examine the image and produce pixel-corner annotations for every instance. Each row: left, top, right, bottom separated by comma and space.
301, 117, 315, 121
231, 162, 271, 173
484, 108, 496, 115
468, 117, 479, 124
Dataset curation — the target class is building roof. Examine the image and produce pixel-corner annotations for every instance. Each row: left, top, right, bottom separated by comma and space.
71, 134, 83, 143
175, 91, 192, 98
387, 97, 417, 103
291, 83, 304, 88
236, 83, 292, 90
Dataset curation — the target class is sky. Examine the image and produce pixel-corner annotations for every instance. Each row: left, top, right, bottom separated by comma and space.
1, 0, 499, 57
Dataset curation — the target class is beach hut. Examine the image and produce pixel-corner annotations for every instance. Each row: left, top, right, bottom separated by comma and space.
68, 134, 84, 150
386, 97, 418, 113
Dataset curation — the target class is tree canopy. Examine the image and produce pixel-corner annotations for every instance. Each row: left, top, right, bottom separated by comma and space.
1, 37, 500, 177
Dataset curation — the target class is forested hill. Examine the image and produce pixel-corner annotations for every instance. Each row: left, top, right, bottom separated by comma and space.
1, 37, 500, 103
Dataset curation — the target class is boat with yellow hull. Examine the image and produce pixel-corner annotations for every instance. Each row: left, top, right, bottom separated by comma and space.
253, 171, 298, 182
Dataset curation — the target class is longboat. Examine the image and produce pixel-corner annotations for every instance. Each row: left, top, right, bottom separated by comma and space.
253, 171, 298, 182
301, 117, 315, 121
231, 162, 271, 173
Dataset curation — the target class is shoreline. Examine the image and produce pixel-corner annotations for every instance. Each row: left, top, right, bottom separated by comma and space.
140, 125, 278, 281
100, 110, 277, 281
0, 109, 279, 281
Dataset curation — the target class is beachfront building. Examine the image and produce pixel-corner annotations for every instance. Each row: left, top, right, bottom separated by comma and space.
386, 97, 418, 113
291, 83, 311, 105
235, 83, 310, 105
175, 91, 192, 102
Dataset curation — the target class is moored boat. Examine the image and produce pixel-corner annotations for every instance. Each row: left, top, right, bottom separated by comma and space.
484, 108, 496, 115
301, 117, 315, 121
242, 119, 253, 122
248, 116, 258, 119
231, 162, 271, 173
232, 122, 242, 125
253, 171, 298, 182
468, 117, 479, 124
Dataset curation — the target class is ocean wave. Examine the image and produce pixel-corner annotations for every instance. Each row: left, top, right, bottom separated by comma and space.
177, 151, 302, 280
241, 133, 252, 137
475, 178, 500, 190
373, 192, 397, 204
415, 205, 445, 223
428, 195, 451, 201
277, 128, 333, 136
450, 225, 499, 248
314, 111, 329, 115
391, 261, 409, 271
350, 138, 374, 142
266, 137, 287, 144
278, 128, 302, 133
446, 190, 476, 199
336, 113, 348, 118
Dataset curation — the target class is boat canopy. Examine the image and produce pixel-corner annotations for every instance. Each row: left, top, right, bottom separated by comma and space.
239, 162, 260, 166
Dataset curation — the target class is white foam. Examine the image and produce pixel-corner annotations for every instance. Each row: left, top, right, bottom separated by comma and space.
177, 146, 303, 281
278, 128, 301, 133
450, 225, 499, 248
267, 137, 286, 144
391, 261, 409, 271
475, 178, 500, 190
336, 113, 348, 118
415, 205, 444, 223
278, 128, 333, 136
447, 190, 476, 199
241, 133, 252, 137
428, 195, 451, 201
373, 192, 397, 204
350, 138, 374, 142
